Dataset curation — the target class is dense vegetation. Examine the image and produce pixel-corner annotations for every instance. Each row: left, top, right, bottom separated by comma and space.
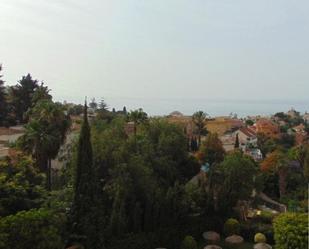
0, 67, 307, 249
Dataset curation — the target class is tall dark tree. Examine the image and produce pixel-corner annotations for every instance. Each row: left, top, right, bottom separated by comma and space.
0, 64, 8, 126
234, 133, 240, 149
69, 103, 97, 248
9, 74, 39, 123
123, 106, 127, 115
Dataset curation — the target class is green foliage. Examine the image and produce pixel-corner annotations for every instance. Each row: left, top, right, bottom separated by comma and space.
214, 151, 257, 214
0, 157, 46, 216
224, 218, 240, 236
0, 209, 64, 249
257, 133, 277, 157
8, 74, 39, 123
87, 118, 200, 247
67, 104, 84, 116
127, 108, 148, 136
254, 233, 266, 243
245, 119, 254, 126
198, 133, 225, 165
192, 110, 208, 145
273, 212, 308, 249
69, 104, 98, 248
240, 221, 274, 244
18, 99, 71, 189
181, 235, 198, 249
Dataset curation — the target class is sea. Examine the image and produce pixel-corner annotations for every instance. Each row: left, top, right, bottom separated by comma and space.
105, 97, 309, 118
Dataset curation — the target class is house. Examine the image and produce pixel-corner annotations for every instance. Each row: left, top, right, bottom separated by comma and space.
219, 133, 235, 152
292, 124, 308, 145
168, 111, 184, 118
124, 122, 135, 136
303, 113, 309, 124
206, 117, 244, 136
287, 108, 299, 118
234, 127, 257, 148
244, 148, 263, 161
0, 126, 24, 158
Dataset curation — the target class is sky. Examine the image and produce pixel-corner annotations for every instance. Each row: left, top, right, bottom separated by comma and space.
0, 0, 308, 116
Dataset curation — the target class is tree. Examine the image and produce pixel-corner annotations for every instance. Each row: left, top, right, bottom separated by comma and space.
69, 103, 97, 248
192, 111, 208, 146
257, 132, 277, 157
127, 108, 148, 137
67, 104, 84, 116
273, 212, 308, 249
0, 209, 64, 249
245, 119, 254, 126
89, 98, 97, 110
261, 150, 289, 198
197, 133, 225, 166
18, 99, 71, 190
0, 156, 45, 217
8, 74, 39, 123
31, 82, 52, 105
98, 98, 108, 111
0, 64, 8, 126
123, 106, 127, 115
213, 151, 257, 214
234, 133, 240, 149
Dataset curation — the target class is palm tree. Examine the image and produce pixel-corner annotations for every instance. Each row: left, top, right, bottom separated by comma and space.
127, 108, 148, 137
18, 99, 71, 190
192, 111, 208, 147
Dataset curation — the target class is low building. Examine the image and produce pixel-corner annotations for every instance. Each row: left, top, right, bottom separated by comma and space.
219, 134, 235, 152
244, 148, 263, 161
0, 126, 24, 158
234, 127, 257, 148
303, 112, 309, 124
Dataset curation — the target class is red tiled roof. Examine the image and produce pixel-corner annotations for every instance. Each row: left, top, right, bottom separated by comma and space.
239, 127, 257, 138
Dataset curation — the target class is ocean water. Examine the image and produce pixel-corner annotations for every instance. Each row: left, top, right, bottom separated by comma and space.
105, 97, 309, 117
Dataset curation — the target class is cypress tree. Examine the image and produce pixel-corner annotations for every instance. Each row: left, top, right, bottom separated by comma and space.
69, 102, 97, 248
235, 133, 240, 149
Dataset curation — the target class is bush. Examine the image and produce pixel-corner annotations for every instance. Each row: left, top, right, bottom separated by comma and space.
254, 233, 266, 243
181, 235, 198, 249
241, 221, 274, 244
0, 209, 64, 249
273, 212, 308, 249
224, 218, 240, 236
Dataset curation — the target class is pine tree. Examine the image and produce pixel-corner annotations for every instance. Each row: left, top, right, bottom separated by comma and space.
69, 102, 97, 248
235, 133, 240, 149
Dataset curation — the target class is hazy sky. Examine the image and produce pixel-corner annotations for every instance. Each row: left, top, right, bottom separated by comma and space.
0, 0, 308, 115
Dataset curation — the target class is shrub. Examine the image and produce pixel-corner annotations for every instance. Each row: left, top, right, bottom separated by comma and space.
0, 209, 64, 249
254, 233, 266, 243
224, 218, 240, 236
273, 212, 308, 249
181, 235, 198, 249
